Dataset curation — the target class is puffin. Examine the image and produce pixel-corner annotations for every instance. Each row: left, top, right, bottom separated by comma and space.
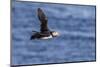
30, 8, 59, 40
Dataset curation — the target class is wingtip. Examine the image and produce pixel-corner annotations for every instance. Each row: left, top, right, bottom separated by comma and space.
37, 8, 42, 12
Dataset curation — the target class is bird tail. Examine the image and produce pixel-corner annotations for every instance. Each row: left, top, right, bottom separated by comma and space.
32, 30, 38, 33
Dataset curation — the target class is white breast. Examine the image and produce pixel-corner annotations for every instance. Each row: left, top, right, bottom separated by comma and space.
40, 35, 53, 39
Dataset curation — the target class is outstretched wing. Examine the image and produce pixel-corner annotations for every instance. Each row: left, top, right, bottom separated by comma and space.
37, 8, 48, 23
37, 8, 50, 33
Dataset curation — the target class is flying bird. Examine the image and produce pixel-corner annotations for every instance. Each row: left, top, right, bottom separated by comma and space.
31, 8, 59, 40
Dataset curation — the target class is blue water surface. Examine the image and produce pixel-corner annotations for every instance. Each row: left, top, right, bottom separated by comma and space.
12, 1, 96, 65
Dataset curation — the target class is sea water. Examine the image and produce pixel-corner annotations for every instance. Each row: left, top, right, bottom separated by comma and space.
12, 1, 96, 65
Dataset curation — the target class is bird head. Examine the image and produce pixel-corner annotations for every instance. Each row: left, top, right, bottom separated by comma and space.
51, 31, 59, 37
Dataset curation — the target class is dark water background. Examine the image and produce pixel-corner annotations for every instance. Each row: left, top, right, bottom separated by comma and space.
12, 1, 96, 65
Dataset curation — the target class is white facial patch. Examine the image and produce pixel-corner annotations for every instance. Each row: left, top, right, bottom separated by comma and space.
52, 32, 59, 37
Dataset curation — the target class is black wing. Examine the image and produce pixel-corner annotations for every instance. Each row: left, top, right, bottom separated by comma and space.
37, 8, 50, 33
